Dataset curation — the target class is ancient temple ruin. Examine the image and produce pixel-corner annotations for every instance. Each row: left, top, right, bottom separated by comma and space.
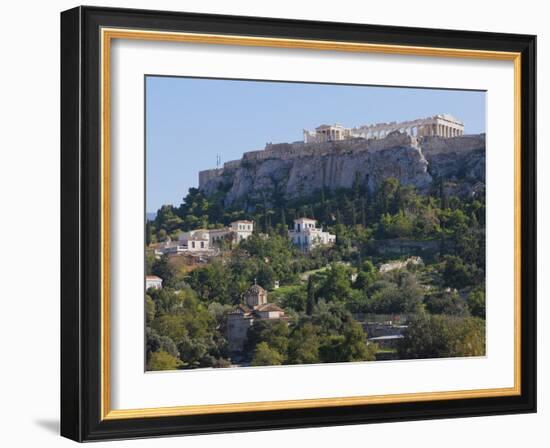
303, 114, 464, 143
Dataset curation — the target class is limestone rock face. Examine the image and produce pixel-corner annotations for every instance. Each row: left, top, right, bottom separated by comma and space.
283, 144, 432, 199
421, 135, 486, 182
199, 133, 485, 207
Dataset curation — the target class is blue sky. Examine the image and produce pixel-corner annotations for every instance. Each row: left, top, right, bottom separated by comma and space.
146, 76, 486, 213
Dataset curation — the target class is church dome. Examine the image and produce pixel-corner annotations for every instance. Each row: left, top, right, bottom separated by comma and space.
246, 284, 265, 295
244, 283, 268, 308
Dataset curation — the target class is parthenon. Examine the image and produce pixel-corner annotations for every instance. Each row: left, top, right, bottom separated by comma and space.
303, 114, 464, 143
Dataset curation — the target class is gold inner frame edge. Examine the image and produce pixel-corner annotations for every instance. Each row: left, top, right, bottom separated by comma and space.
100, 27, 522, 420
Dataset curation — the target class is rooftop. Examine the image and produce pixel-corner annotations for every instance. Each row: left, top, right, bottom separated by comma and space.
254, 303, 284, 313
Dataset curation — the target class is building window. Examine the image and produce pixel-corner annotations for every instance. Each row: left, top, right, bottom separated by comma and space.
192, 241, 195, 248
201, 241, 204, 248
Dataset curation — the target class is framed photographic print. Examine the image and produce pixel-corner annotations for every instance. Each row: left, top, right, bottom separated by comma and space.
60, 6, 536, 442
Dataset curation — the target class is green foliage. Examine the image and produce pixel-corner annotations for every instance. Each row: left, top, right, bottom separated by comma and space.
251, 342, 285, 366
146, 327, 179, 359
316, 263, 354, 303
145, 177, 486, 367
442, 255, 482, 289
147, 350, 182, 371
145, 294, 156, 325
398, 314, 485, 359
245, 320, 290, 359
424, 290, 469, 316
188, 261, 233, 304
318, 319, 375, 363
353, 260, 378, 290
145, 250, 155, 275
467, 286, 486, 319
379, 211, 414, 238
147, 288, 227, 369
306, 276, 315, 315
270, 285, 307, 313
287, 323, 320, 364
151, 255, 176, 288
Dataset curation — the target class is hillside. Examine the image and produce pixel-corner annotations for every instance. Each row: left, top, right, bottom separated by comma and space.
199, 132, 485, 207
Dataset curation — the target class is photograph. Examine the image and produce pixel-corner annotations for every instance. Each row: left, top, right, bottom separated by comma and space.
56, 4, 537, 442
144, 77, 487, 371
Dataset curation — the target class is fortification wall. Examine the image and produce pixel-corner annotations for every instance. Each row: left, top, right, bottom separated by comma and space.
244, 131, 418, 162
223, 159, 241, 170
199, 168, 223, 188
420, 133, 485, 155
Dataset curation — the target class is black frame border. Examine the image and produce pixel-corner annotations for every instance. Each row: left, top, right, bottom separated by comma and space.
61, 6, 536, 442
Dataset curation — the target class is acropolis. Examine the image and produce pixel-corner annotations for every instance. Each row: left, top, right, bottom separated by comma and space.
198, 114, 466, 189
303, 114, 464, 143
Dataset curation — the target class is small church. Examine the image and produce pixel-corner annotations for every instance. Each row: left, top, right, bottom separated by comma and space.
226, 283, 286, 353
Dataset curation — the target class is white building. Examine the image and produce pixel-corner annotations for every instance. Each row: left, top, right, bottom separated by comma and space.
208, 227, 232, 244
145, 275, 163, 290
179, 221, 254, 248
178, 229, 211, 252
226, 284, 286, 352
288, 218, 336, 251
230, 220, 254, 241
157, 221, 255, 256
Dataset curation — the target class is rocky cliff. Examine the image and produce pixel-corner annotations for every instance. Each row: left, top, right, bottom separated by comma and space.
199, 132, 485, 207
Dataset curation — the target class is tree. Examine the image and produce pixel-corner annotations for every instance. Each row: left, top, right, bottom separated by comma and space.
452, 316, 485, 356
311, 301, 352, 336
398, 314, 485, 359
287, 323, 320, 364
145, 250, 155, 275
148, 288, 226, 368
354, 260, 378, 290
147, 350, 182, 371
376, 177, 399, 215
245, 320, 290, 359
271, 285, 307, 313
145, 294, 156, 325
379, 211, 414, 238
152, 255, 176, 288
319, 319, 375, 363
188, 261, 232, 304
467, 287, 486, 319
157, 228, 168, 242
369, 281, 403, 314
441, 255, 482, 290
145, 220, 153, 246
424, 290, 468, 316
317, 263, 353, 302
251, 342, 284, 366
341, 319, 376, 362
306, 276, 316, 315
397, 271, 425, 313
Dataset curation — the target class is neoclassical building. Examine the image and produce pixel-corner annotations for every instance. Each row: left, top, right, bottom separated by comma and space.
158, 220, 255, 256
288, 218, 336, 251
226, 284, 286, 353
303, 114, 464, 143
